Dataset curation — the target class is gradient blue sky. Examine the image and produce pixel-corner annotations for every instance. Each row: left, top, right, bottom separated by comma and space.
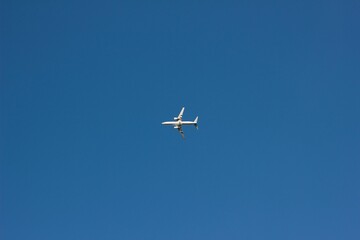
1, 1, 360, 239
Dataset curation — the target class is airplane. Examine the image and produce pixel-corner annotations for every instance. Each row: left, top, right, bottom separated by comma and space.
161, 107, 198, 139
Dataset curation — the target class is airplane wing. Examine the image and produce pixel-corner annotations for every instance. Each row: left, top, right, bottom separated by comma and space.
177, 107, 185, 120
177, 126, 185, 139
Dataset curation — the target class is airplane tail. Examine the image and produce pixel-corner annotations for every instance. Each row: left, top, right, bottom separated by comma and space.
194, 116, 199, 129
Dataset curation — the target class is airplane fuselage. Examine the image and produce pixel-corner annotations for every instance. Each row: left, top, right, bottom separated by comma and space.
161, 120, 196, 127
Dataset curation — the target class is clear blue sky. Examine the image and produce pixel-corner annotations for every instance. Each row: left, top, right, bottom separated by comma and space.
1, 1, 360, 239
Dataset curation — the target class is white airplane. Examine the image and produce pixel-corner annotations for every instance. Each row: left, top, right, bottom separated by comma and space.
162, 107, 198, 138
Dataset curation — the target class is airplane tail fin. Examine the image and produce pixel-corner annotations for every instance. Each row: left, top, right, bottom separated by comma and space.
194, 116, 199, 129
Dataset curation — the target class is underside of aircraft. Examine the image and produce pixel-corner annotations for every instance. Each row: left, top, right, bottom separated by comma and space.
161, 107, 198, 139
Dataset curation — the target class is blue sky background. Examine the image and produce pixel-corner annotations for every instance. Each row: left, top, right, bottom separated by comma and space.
1, 1, 360, 239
